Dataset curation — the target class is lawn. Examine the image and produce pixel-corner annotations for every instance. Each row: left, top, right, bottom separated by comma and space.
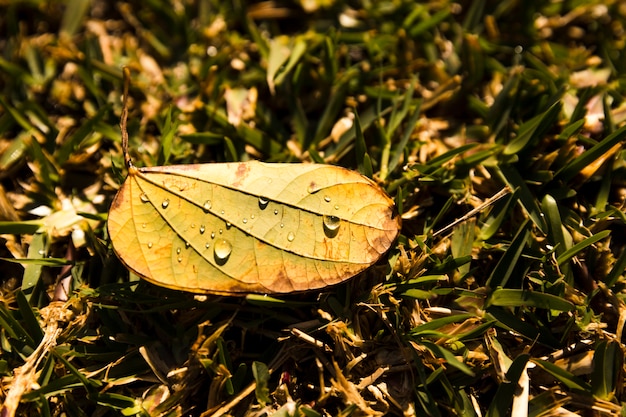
1, 1, 626, 416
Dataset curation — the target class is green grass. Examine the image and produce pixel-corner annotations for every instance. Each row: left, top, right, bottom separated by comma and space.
1, 0, 626, 416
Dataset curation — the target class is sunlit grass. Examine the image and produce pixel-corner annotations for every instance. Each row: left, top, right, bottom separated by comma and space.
1, 1, 626, 416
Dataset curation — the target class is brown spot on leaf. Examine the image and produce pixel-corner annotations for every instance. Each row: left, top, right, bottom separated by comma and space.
232, 163, 251, 187
109, 183, 128, 211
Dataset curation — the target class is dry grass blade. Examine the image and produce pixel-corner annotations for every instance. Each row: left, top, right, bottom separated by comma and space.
1, 300, 81, 417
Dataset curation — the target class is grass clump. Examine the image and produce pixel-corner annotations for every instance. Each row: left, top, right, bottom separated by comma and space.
1, 1, 626, 416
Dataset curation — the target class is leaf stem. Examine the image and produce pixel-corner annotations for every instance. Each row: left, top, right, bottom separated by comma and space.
121, 66, 134, 170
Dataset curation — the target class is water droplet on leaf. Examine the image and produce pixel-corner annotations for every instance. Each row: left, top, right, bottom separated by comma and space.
243, 218, 248, 224
323, 215, 341, 238
258, 197, 269, 209
214, 239, 232, 263
176, 247, 181, 254
162, 199, 170, 208
200, 225, 206, 234
147, 242, 153, 248
324, 196, 331, 202
140, 193, 149, 203
203, 200, 212, 211
287, 232, 295, 242
177, 256, 183, 263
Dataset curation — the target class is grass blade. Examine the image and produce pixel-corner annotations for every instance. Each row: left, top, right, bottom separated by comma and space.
504, 101, 561, 155
486, 353, 530, 417
496, 165, 546, 233
532, 359, 591, 392
485, 220, 530, 289
590, 340, 622, 400
555, 123, 626, 183
487, 289, 575, 311
556, 230, 610, 266
420, 341, 474, 376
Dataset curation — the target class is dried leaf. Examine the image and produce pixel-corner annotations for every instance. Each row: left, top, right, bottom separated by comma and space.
108, 161, 399, 294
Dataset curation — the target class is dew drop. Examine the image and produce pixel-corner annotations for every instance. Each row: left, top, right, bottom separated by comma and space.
287, 232, 295, 242
205, 243, 210, 249
177, 256, 183, 263
141, 223, 147, 229
242, 218, 248, 224
307, 183, 319, 194
226, 222, 232, 228
147, 242, 153, 248
214, 239, 232, 263
280, 223, 284, 228
140, 193, 150, 203
334, 205, 340, 211
219, 229, 223, 234
162, 198, 170, 208
323, 215, 341, 238
38, 250, 45, 255
221, 210, 225, 215
185, 241, 191, 248
324, 196, 331, 202
203, 200, 212, 212
258, 197, 269, 209
274, 209, 279, 215
211, 232, 216, 239
176, 247, 182, 254
191, 223, 196, 229
250, 214, 255, 219
200, 225, 206, 234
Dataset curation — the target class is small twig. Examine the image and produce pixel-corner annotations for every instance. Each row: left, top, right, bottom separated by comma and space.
432, 187, 512, 238
289, 327, 331, 351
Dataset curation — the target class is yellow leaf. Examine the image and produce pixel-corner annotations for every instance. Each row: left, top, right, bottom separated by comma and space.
108, 161, 400, 295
